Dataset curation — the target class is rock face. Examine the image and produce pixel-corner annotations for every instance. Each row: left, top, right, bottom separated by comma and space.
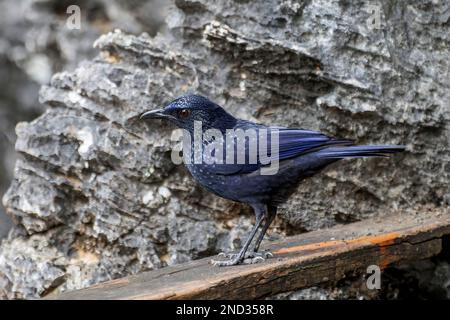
0, 0, 169, 240
1, 0, 449, 299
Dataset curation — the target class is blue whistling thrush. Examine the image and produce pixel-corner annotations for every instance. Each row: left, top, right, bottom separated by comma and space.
140, 95, 405, 266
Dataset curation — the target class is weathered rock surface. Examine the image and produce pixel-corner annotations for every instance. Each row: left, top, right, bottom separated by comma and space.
0, 0, 169, 240
1, 0, 449, 299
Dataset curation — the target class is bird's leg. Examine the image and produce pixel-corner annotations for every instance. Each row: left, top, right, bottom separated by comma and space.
252, 206, 277, 255
211, 210, 264, 267
218, 211, 275, 261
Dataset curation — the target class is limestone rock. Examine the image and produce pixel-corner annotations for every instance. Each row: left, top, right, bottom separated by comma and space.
1, 0, 449, 299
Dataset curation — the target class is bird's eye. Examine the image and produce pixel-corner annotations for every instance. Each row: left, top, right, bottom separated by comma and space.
178, 109, 191, 119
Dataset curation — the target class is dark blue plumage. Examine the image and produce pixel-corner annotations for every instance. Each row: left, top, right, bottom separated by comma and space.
141, 94, 405, 266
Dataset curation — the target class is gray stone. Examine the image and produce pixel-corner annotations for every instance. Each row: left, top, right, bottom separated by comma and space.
0, 0, 170, 242
0, 0, 449, 299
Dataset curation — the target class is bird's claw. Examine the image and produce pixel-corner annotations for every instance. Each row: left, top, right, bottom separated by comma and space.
259, 251, 274, 258
242, 251, 272, 264
217, 252, 228, 258
211, 251, 242, 267
216, 250, 273, 260
210, 258, 240, 267
216, 251, 240, 260
243, 256, 265, 264
211, 250, 273, 267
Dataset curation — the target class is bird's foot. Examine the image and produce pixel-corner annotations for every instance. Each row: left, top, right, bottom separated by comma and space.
210, 257, 241, 267
217, 250, 273, 260
210, 250, 273, 267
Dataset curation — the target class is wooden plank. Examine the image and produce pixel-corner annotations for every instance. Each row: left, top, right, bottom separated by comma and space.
51, 210, 450, 300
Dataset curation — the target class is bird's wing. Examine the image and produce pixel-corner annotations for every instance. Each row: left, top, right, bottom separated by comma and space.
209, 122, 353, 176
275, 128, 353, 160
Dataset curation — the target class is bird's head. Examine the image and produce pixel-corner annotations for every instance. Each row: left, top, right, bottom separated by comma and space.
140, 95, 237, 132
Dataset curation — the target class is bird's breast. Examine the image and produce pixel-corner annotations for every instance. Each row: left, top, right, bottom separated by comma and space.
185, 163, 241, 199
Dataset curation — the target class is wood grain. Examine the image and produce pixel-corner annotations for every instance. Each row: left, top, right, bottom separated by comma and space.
51, 211, 450, 300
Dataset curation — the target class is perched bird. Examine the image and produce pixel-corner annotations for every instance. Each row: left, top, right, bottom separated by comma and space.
141, 94, 404, 267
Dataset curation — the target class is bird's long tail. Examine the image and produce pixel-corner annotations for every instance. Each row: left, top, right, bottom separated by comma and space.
317, 145, 405, 159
